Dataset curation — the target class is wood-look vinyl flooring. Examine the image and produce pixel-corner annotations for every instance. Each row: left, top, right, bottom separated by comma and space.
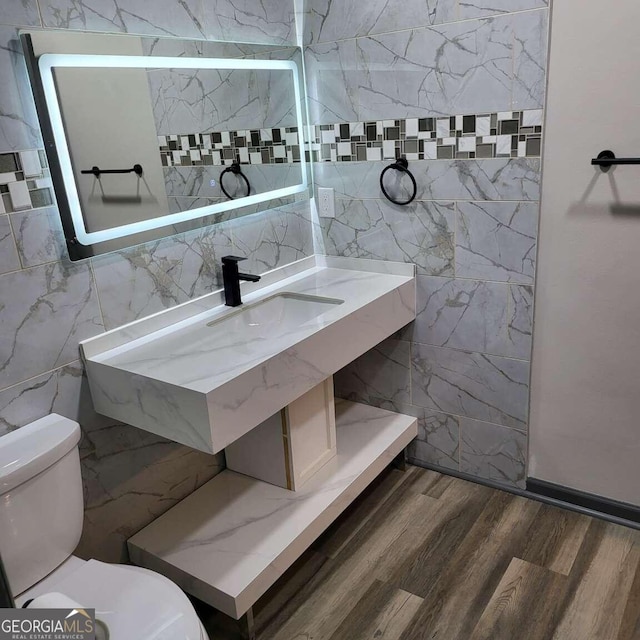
198, 465, 640, 640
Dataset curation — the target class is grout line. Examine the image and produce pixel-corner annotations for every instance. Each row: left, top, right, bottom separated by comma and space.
0, 265, 25, 277
408, 340, 413, 406
306, 6, 548, 47
88, 258, 108, 333
411, 402, 528, 435
411, 340, 531, 363
0, 255, 68, 277
0, 359, 82, 396
453, 200, 458, 278
5, 211, 25, 271
35, 0, 45, 28
332, 197, 540, 205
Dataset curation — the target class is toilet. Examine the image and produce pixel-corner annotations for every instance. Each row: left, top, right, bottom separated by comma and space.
0, 414, 209, 639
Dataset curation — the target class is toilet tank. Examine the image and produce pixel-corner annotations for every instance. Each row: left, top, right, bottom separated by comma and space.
0, 414, 84, 596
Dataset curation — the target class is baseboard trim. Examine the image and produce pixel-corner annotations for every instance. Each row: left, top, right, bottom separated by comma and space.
527, 477, 640, 525
407, 458, 640, 531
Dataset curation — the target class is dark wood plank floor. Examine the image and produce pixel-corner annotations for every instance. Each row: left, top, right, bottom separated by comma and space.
198, 465, 640, 640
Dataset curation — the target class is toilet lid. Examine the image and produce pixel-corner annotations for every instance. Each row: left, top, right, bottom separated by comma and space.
20, 560, 206, 640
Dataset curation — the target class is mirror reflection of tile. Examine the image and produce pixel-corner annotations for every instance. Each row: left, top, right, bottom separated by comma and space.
159, 127, 301, 167
23, 31, 310, 256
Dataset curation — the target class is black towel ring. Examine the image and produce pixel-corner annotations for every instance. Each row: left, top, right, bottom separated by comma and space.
380, 156, 417, 205
220, 161, 251, 200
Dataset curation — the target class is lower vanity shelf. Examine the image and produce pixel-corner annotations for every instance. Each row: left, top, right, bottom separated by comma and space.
127, 399, 417, 619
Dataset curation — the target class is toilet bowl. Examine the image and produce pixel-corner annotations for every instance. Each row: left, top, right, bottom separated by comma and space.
0, 414, 209, 639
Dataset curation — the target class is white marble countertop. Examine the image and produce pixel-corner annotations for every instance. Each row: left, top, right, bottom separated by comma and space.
128, 399, 418, 619
81, 256, 416, 453
89, 260, 413, 394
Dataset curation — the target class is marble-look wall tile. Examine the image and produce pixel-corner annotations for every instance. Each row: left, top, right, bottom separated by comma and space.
304, 41, 359, 125
314, 158, 541, 201
306, 7, 549, 122
459, 0, 547, 19
354, 395, 460, 471
167, 196, 298, 227
164, 166, 223, 199
0, 261, 103, 390
507, 284, 533, 359
10, 206, 66, 268
164, 164, 303, 200
141, 34, 290, 58
456, 201, 538, 284
0, 27, 42, 152
334, 338, 411, 406
321, 198, 454, 276
149, 67, 296, 134
1, 0, 41, 27
304, 0, 456, 44
231, 201, 313, 276
78, 420, 224, 562
0, 0, 310, 564
203, 0, 296, 46
91, 223, 233, 330
356, 17, 513, 120
0, 359, 100, 460
408, 408, 459, 471
38, 0, 207, 38
0, 357, 225, 563
460, 417, 527, 487
405, 276, 515, 356
90, 239, 189, 330
0, 360, 85, 436
512, 9, 548, 109
411, 343, 529, 430
0, 214, 20, 274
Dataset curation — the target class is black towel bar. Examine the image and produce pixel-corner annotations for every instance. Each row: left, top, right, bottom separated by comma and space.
591, 150, 640, 171
81, 164, 143, 177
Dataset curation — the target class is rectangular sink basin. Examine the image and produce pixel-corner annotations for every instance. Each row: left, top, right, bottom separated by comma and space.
80, 256, 416, 454
206, 293, 343, 338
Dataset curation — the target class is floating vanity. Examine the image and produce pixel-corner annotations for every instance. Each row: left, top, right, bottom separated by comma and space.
81, 255, 417, 626
81, 255, 416, 454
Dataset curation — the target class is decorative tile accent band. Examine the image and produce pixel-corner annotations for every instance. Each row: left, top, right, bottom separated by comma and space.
158, 127, 301, 167
161, 109, 544, 168
0, 151, 54, 213
311, 109, 544, 162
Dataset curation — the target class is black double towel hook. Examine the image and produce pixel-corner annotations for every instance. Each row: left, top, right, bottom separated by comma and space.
220, 161, 251, 200
380, 156, 417, 205
81, 164, 143, 178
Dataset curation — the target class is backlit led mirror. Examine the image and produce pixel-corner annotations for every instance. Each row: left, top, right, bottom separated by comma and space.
21, 32, 309, 260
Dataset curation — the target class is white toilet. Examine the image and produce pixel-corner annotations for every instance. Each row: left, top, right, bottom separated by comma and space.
0, 414, 209, 639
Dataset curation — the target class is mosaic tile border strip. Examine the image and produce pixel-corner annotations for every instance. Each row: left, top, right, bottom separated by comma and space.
311, 109, 544, 162
0, 151, 54, 213
160, 109, 543, 168
159, 127, 301, 167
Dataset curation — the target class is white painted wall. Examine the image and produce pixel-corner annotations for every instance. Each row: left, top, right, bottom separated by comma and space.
529, 0, 640, 505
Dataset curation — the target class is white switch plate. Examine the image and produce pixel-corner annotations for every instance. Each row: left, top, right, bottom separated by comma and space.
318, 187, 335, 218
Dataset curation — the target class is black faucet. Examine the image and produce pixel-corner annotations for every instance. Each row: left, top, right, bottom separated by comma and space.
222, 256, 261, 307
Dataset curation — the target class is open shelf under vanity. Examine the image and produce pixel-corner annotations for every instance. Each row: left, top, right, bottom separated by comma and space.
128, 399, 417, 620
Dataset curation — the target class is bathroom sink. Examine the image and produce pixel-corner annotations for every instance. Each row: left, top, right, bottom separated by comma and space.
206, 292, 343, 338
80, 256, 416, 454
